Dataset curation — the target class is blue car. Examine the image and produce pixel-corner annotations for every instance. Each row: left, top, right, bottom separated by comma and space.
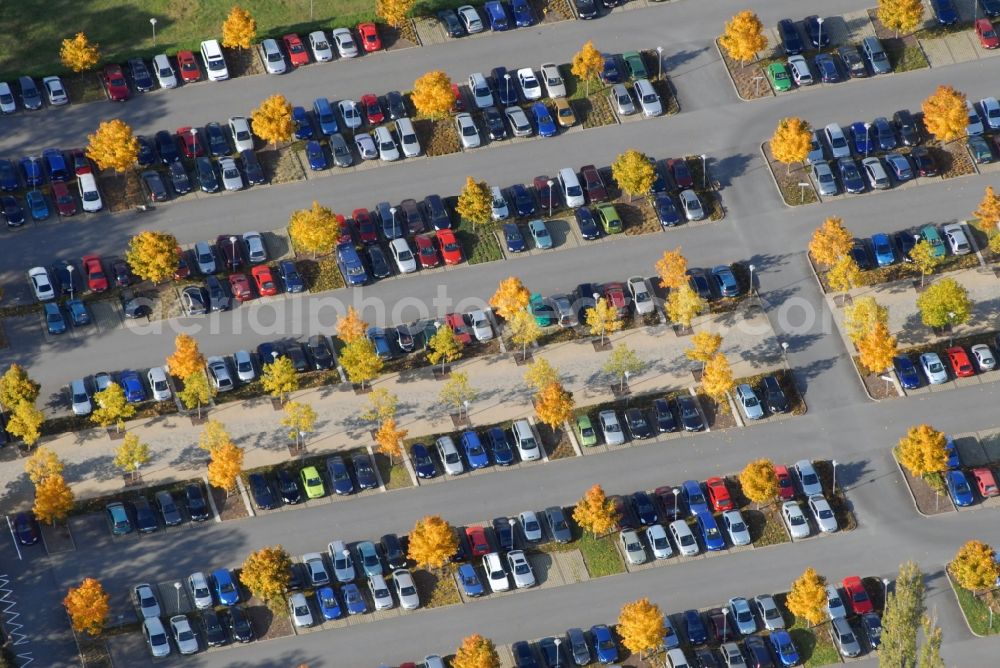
509, 184, 536, 217
292, 106, 314, 139
212, 568, 240, 606
663, 615, 680, 649
460, 430, 490, 469
19, 157, 44, 187
871, 233, 895, 266
850, 122, 873, 155
42, 148, 69, 182
945, 436, 961, 469
356, 540, 383, 576
655, 193, 681, 227
306, 141, 327, 170
511, 641, 536, 668
601, 54, 622, 84
44, 303, 66, 334
532, 102, 557, 137
119, 370, 146, 403
695, 510, 725, 551
0, 159, 19, 191
342, 583, 367, 615
457, 563, 484, 597
486, 427, 515, 465
893, 356, 920, 389
683, 609, 707, 645
317, 586, 342, 620
504, 223, 526, 252
279, 260, 304, 293
682, 480, 708, 515
336, 242, 368, 286
873, 117, 897, 151
328, 455, 355, 495
484, 1, 510, 30
66, 299, 90, 326
410, 443, 438, 478
946, 469, 974, 507
511, 0, 535, 26
838, 158, 865, 193
712, 265, 740, 297
590, 624, 618, 663
25, 190, 49, 220
769, 630, 800, 667
931, 0, 958, 24
575, 207, 600, 240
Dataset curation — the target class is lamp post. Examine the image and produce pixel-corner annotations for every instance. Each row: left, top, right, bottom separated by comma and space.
554, 637, 561, 667
831, 459, 838, 493
67, 264, 74, 299
672, 488, 680, 521
174, 581, 182, 610
864, 122, 872, 158
882, 577, 890, 605
133, 461, 141, 484
781, 341, 789, 359
463, 399, 470, 422
547, 179, 554, 215
947, 311, 956, 343
721, 607, 729, 642
656, 46, 663, 80
229, 235, 238, 271
509, 517, 517, 547
623, 370, 631, 397
150, 18, 157, 46
748, 263, 756, 293
390, 207, 398, 236
700, 154, 708, 189
817, 17, 824, 50
504, 73, 512, 104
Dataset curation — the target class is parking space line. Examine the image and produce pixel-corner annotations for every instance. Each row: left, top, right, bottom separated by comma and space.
4, 517, 22, 561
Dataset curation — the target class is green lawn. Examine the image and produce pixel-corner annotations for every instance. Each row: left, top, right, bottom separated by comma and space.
789, 618, 842, 667
951, 580, 1000, 635
0, 0, 376, 79
577, 533, 624, 578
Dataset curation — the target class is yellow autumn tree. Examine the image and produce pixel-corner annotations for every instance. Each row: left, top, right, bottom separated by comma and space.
362, 388, 398, 424
686, 331, 723, 368
7, 400, 43, 446
166, 334, 205, 379
719, 10, 768, 64
375, 417, 407, 462
336, 305, 368, 344
250, 93, 294, 147
25, 446, 63, 485
922, 85, 968, 143
240, 545, 292, 604
611, 149, 655, 200
340, 337, 384, 389
877, 0, 925, 36
573, 484, 619, 536
617, 598, 665, 658
221, 5, 257, 50
125, 230, 179, 284
857, 321, 897, 374
809, 217, 854, 267
33, 472, 75, 525
571, 41, 604, 96
411, 70, 454, 119
86, 119, 139, 174
950, 540, 1000, 593
974, 186, 1000, 230
786, 567, 828, 626
64, 578, 110, 637
910, 239, 943, 287
586, 297, 623, 344
895, 424, 948, 477
844, 296, 889, 346
701, 352, 734, 402
524, 357, 559, 392
452, 634, 501, 668
739, 458, 780, 505
771, 117, 812, 174
92, 382, 135, 433
376, 0, 416, 26
826, 254, 863, 293
489, 276, 531, 320
655, 247, 688, 290
113, 433, 150, 482
198, 418, 233, 454
60, 32, 101, 73
288, 201, 337, 258
178, 371, 215, 419
261, 356, 299, 403
916, 277, 972, 329
534, 381, 574, 429
438, 371, 477, 415
207, 442, 244, 495
427, 325, 463, 373
603, 344, 643, 392
456, 176, 492, 226
666, 284, 706, 328
0, 363, 40, 411
508, 308, 543, 360
281, 401, 316, 448
408, 515, 458, 570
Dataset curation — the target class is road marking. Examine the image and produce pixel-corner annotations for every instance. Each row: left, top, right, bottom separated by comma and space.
4, 516, 21, 561
0, 573, 34, 665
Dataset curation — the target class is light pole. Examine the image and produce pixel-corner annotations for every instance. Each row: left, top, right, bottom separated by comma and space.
721, 607, 729, 642
623, 370, 631, 397
781, 341, 789, 359
508, 517, 517, 547
748, 263, 756, 293
700, 154, 708, 189
831, 460, 838, 494
343, 549, 351, 571
864, 122, 872, 158
672, 488, 680, 521
882, 578, 890, 605
134, 461, 141, 484
150, 18, 157, 46
504, 73, 511, 103
463, 399, 470, 421
229, 235, 238, 271
390, 207, 398, 235
67, 264, 74, 299
174, 581, 182, 610
656, 46, 663, 80
797, 182, 810, 203
547, 179, 554, 215
816, 17, 824, 50
554, 637, 561, 667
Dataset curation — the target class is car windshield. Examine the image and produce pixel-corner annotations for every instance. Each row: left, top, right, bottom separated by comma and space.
679, 533, 694, 546
744, 395, 759, 407
731, 520, 746, 532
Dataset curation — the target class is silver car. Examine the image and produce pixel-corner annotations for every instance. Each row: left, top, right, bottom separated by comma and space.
134, 583, 161, 619
330, 133, 353, 167
540, 62, 566, 98
373, 126, 400, 161
826, 585, 847, 619
42, 75, 69, 105
807, 131, 825, 164
233, 350, 255, 382
519, 510, 543, 542
259, 38, 287, 75
457, 5, 484, 33
727, 597, 757, 636
813, 161, 838, 196
206, 356, 233, 392
781, 500, 810, 539
831, 617, 862, 657
328, 540, 356, 583
669, 519, 699, 556
627, 276, 654, 315
332, 28, 358, 57
920, 352, 948, 384
619, 529, 647, 565
303, 552, 330, 586
722, 509, 751, 546
355, 132, 378, 160
808, 494, 838, 533
309, 30, 334, 61
338, 99, 363, 130
824, 123, 851, 159
735, 384, 764, 420
646, 524, 673, 559
679, 189, 705, 221
610, 84, 636, 116
170, 615, 199, 654
242, 231, 266, 263
862, 157, 889, 190
289, 592, 314, 626
143, 617, 171, 657
505, 106, 533, 137
971, 344, 996, 371
456, 113, 481, 148
368, 573, 394, 610
188, 572, 213, 610
942, 223, 971, 255
392, 569, 420, 609
794, 460, 823, 496
753, 594, 785, 630
506, 550, 536, 588
598, 410, 625, 445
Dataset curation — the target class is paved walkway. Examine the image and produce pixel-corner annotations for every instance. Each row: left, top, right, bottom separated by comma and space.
0, 307, 782, 507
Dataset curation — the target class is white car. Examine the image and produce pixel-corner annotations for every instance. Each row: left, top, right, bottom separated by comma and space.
468, 73, 493, 109
187, 572, 213, 610
971, 344, 997, 371
143, 617, 171, 658
967, 100, 985, 135
506, 550, 536, 588
793, 459, 823, 496
722, 509, 751, 546
920, 352, 948, 384
634, 78, 662, 117
373, 126, 400, 161
490, 186, 509, 220
435, 435, 464, 475
619, 529, 647, 565
147, 366, 172, 401
610, 84, 635, 116
540, 63, 566, 98
808, 494, 838, 533
70, 379, 91, 416
826, 585, 847, 619
781, 500, 810, 539
679, 189, 705, 221
396, 118, 421, 158
519, 510, 543, 542
456, 113, 481, 149
234, 350, 256, 382
598, 410, 625, 445
666, 648, 690, 668
517, 67, 542, 100
228, 116, 254, 152
309, 30, 334, 62
0, 82, 16, 113
466, 309, 493, 341
942, 223, 971, 255
288, 592, 314, 627
303, 552, 330, 586
669, 520, 699, 556
505, 106, 533, 137
627, 276, 654, 315
979, 96, 1000, 131
368, 573, 394, 610
355, 132, 378, 160
787, 55, 813, 85
392, 569, 420, 609
152, 54, 178, 89
42, 76, 69, 105
169, 615, 199, 654
328, 540, 356, 582
824, 123, 851, 159
457, 5, 484, 33
646, 524, 673, 559
338, 99, 362, 130
243, 232, 267, 263
389, 238, 417, 274
134, 583, 161, 619
332, 28, 358, 57
29, 266, 54, 301
218, 157, 243, 191
259, 38, 287, 74
754, 594, 785, 630
736, 384, 764, 420
483, 552, 510, 592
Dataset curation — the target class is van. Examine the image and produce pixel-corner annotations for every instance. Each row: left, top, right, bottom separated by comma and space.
633, 79, 662, 117
468, 72, 493, 109
77, 169, 103, 212
511, 419, 541, 461
558, 167, 585, 208
200, 39, 229, 81
435, 436, 464, 475
313, 97, 339, 135
484, 1, 510, 30
395, 118, 421, 158
861, 36, 891, 75
152, 54, 177, 89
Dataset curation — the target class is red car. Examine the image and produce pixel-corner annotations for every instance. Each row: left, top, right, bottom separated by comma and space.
51, 182, 76, 216
174, 247, 190, 280
580, 164, 608, 203
774, 465, 795, 501
451, 83, 465, 112
437, 229, 463, 265
414, 234, 439, 268
465, 526, 490, 557
176, 127, 204, 159
361, 93, 384, 124
282, 34, 310, 66
705, 477, 733, 512
445, 313, 473, 344
603, 282, 629, 318
102, 64, 130, 102
252, 265, 278, 296
228, 273, 252, 302
81, 255, 108, 292
946, 346, 975, 377
352, 208, 378, 244
977, 18, 999, 49
654, 485, 679, 519
176, 50, 201, 83
841, 576, 874, 615
357, 22, 382, 52
667, 157, 694, 189
972, 467, 999, 497
336, 214, 352, 245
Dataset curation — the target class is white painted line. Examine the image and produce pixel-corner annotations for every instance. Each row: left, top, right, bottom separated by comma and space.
688, 387, 710, 432
234, 475, 255, 518
203, 475, 224, 522
4, 516, 22, 561
563, 420, 583, 457
367, 445, 387, 493
726, 391, 745, 428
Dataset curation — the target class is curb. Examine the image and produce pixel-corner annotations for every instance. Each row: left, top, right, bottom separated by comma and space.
714, 40, 753, 102
563, 419, 583, 457
234, 474, 255, 518
892, 455, 933, 518
203, 474, 223, 523
758, 142, 818, 208
725, 390, 745, 428
945, 570, 997, 638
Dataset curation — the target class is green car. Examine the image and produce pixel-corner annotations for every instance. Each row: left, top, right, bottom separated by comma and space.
577, 415, 597, 447
766, 62, 792, 92
596, 204, 623, 234
300, 466, 325, 499
530, 293, 555, 327
920, 224, 947, 258
622, 51, 648, 80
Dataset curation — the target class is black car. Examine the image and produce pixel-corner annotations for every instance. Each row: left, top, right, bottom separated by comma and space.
421, 194, 451, 230
893, 110, 921, 146
624, 408, 653, 440
205, 275, 228, 311
327, 455, 355, 495
630, 491, 658, 525
574, 0, 599, 19
687, 268, 713, 301
205, 122, 231, 156
385, 90, 407, 120
676, 395, 704, 432
185, 483, 210, 521
438, 8, 466, 36
862, 612, 882, 649
575, 207, 600, 240
483, 106, 508, 140
400, 198, 425, 234
512, 641, 539, 668
366, 245, 391, 279
910, 147, 938, 177
983, 0, 1000, 17
894, 230, 918, 262
744, 636, 772, 667
352, 453, 378, 490
136, 135, 157, 166
284, 343, 308, 372
838, 158, 865, 194
509, 184, 536, 217
155, 129, 181, 163
803, 15, 830, 47
838, 45, 868, 78
653, 398, 678, 432
202, 610, 228, 647
112, 260, 134, 287
381, 533, 407, 570
225, 606, 254, 643
287, 562, 306, 591
13, 512, 39, 545
491, 517, 515, 551
128, 58, 154, 92
849, 240, 874, 270
276, 468, 302, 504
195, 156, 219, 192
132, 497, 159, 533
168, 161, 191, 194
539, 637, 568, 668
248, 473, 277, 510
306, 335, 334, 369
694, 649, 720, 668
141, 170, 169, 202
240, 149, 266, 185
51, 260, 82, 297
873, 117, 897, 151
1, 195, 24, 227
611, 494, 638, 530
761, 376, 789, 414
491, 67, 519, 106
777, 19, 804, 55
